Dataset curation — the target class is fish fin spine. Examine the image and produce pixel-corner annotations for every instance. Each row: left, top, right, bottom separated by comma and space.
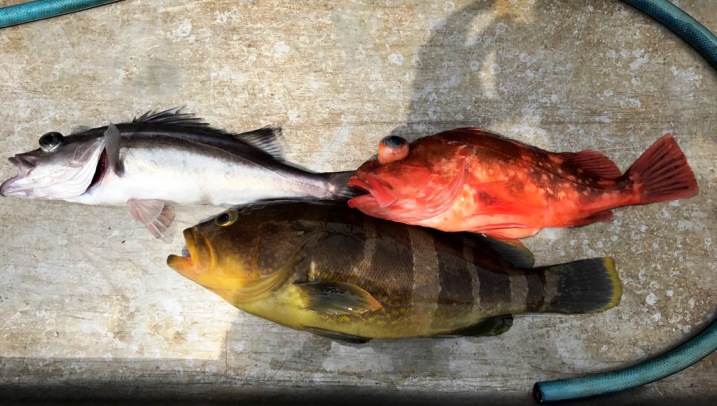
435, 315, 514, 337
565, 210, 614, 227
557, 150, 622, 179
104, 124, 123, 176
473, 235, 534, 268
537, 257, 621, 313
626, 134, 698, 204
134, 107, 208, 127
233, 126, 284, 160
127, 199, 176, 241
297, 281, 383, 316
304, 327, 371, 343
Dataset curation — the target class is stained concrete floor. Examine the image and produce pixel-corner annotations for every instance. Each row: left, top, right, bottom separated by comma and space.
0, 0, 715, 404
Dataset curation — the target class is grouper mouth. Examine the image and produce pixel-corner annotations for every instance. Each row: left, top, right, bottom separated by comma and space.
167, 228, 215, 277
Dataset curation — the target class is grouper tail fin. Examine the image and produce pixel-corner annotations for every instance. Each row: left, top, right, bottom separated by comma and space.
535, 257, 621, 313
321, 171, 363, 201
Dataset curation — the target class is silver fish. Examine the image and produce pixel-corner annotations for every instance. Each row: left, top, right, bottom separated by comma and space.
1, 108, 356, 238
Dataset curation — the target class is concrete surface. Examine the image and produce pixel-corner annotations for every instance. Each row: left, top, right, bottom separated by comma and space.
0, 0, 716, 404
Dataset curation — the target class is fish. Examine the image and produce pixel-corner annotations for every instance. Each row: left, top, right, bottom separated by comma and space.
347, 128, 699, 240
0, 108, 356, 239
166, 200, 621, 342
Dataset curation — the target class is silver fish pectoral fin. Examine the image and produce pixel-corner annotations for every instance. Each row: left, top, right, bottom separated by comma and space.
127, 198, 176, 241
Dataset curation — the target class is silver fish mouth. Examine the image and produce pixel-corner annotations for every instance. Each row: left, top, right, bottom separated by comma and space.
0, 156, 36, 197
1, 138, 105, 199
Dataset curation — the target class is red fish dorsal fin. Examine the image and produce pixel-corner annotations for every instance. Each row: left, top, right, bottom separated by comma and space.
557, 151, 622, 179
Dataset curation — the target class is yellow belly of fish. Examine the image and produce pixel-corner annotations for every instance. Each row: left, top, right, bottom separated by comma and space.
234, 284, 488, 339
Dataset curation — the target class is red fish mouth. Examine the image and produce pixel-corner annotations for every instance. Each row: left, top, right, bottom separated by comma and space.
348, 173, 398, 208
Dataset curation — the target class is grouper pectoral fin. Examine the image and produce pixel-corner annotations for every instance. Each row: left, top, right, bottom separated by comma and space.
304, 327, 371, 344
296, 281, 383, 316
127, 198, 175, 241
435, 315, 514, 338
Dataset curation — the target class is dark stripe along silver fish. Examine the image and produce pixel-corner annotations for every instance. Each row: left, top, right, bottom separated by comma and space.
0, 109, 356, 238
167, 200, 622, 342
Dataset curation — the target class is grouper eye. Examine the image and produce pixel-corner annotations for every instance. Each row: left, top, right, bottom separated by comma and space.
378, 135, 409, 164
39, 132, 64, 152
215, 210, 239, 227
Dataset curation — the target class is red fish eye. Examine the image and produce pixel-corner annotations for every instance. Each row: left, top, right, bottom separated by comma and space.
378, 135, 409, 164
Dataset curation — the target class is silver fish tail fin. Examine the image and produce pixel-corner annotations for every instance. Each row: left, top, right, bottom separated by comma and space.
536, 257, 621, 314
320, 171, 363, 201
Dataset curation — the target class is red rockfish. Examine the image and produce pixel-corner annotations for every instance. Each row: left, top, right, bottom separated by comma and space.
348, 128, 699, 240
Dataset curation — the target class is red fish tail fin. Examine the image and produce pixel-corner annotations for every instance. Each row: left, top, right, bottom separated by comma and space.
626, 134, 698, 205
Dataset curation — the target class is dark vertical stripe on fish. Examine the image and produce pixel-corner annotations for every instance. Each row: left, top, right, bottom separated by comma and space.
407, 226, 440, 322
462, 237, 481, 311
525, 272, 546, 311
508, 271, 529, 309
543, 268, 560, 308
434, 234, 475, 308
368, 219, 414, 301
478, 267, 511, 310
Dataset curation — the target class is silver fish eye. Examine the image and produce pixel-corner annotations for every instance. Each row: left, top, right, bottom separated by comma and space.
39, 132, 64, 152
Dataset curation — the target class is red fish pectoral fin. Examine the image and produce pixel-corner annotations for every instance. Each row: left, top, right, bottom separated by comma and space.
127, 199, 176, 241
556, 150, 622, 179
626, 134, 698, 204
421, 160, 467, 215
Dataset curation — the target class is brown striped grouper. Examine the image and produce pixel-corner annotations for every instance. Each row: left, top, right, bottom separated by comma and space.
167, 200, 622, 343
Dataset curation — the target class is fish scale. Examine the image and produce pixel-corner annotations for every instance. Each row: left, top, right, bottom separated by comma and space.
349, 128, 698, 240
167, 200, 622, 341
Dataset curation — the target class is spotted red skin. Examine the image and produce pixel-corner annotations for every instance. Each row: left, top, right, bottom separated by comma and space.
349, 128, 637, 239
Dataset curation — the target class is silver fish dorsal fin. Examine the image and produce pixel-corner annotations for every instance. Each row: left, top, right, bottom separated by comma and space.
232, 126, 283, 160
134, 108, 284, 160
133, 107, 209, 128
